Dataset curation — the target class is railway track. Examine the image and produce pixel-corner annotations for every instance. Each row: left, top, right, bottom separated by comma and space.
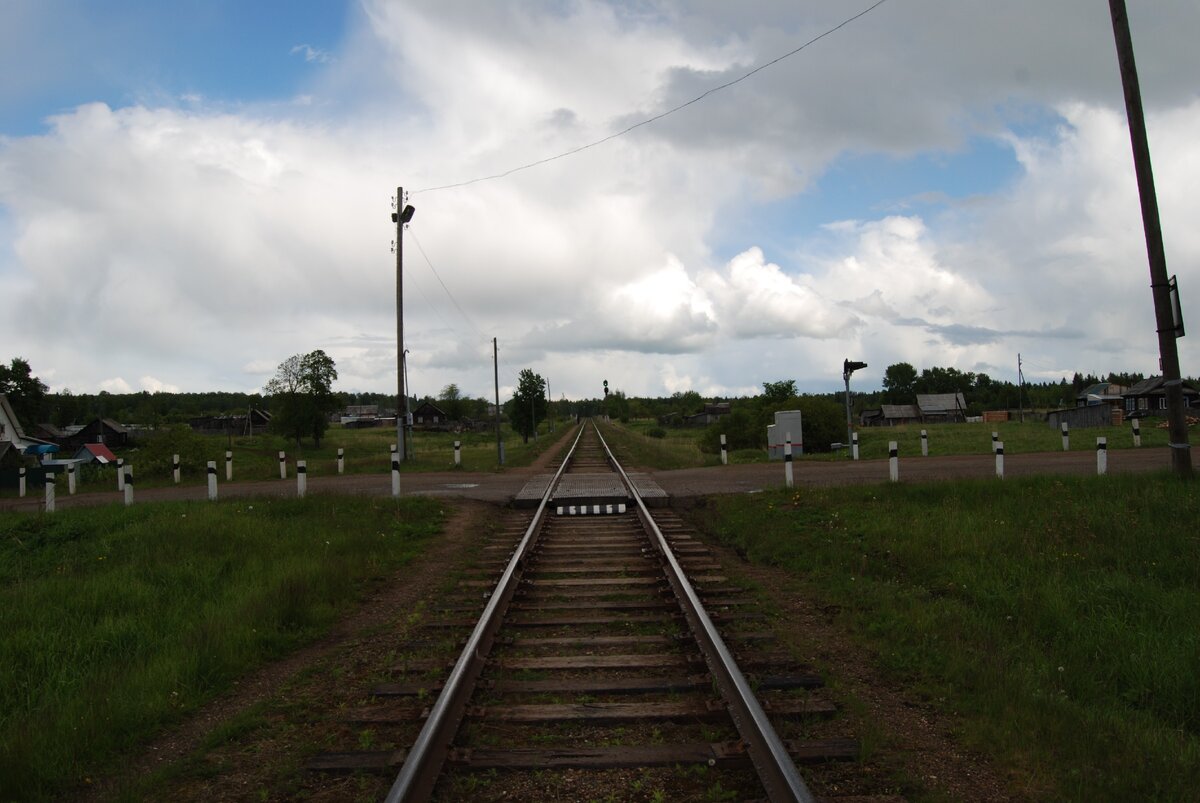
309, 421, 895, 801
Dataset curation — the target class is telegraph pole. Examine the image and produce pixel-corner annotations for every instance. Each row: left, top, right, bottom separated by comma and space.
393, 188, 415, 462
493, 337, 503, 464
1108, 0, 1192, 477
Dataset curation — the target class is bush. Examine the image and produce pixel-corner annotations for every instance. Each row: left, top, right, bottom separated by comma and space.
646, 427, 666, 439
698, 395, 846, 454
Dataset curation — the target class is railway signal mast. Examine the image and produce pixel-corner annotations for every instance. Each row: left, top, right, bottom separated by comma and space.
843, 359, 867, 459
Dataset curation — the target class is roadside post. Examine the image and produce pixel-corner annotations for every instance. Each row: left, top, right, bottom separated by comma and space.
995, 442, 1005, 479
784, 434, 794, 489
297, 460, 307, 498
45, 472, 55, 513
391, 448, 401, 498
1061, 422, 1070, 451
720, 434, 728, 465
1132, 418, 1141, 447
207, 461, 218, 501
123, 465, 133, 506
67, 464, 76, 494
278, 451, 287, 480
921, 429, 929, 457
117, 458, 125, 491
454, 440, 462, 467
889, 441, 899, 482
337, 448, 345, 474
1097, 437, 1108, 475
173, 454, 181, 484
851, 432, 859, 461
226, 450, 233, 481
991, 432, 999, 453
19, 467, 26, 497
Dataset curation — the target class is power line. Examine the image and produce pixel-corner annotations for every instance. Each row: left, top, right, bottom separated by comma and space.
413, 0, 892, 195
409, 228, 488, 340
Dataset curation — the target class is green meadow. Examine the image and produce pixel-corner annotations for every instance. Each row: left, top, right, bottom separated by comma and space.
689, 473, 1200, 801
0, 496, 444, 801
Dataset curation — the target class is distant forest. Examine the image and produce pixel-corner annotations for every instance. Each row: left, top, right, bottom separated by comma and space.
12, 366, 1187, 429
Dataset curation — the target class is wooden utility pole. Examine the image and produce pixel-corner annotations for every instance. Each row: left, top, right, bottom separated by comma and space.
494, 337, 503, 464
1108, 0, 1192, 477
395, 186, 407, 462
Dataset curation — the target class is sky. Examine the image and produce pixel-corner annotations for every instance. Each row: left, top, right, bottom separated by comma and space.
2, 0, 1199, 404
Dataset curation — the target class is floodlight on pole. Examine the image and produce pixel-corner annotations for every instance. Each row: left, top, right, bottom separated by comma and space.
843, 360, 867, 460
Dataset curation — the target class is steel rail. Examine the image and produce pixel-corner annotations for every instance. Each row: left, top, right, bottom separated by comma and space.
384, 423, 587, 803
593, 424, 816, 803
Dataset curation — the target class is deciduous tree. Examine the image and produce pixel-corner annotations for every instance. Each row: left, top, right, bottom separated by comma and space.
264, 350, 340, 448
508, 369, 546, 443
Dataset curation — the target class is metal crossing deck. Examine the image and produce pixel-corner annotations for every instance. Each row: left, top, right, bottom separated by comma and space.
514, 472, 668, 509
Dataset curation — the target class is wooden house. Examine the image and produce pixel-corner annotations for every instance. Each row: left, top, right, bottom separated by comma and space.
1122, 376, 1200, 417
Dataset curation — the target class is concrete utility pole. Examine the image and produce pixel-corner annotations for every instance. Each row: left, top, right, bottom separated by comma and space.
493, 337, 503, 464
393, 188, 415, 461
1108, 0, 1192, 478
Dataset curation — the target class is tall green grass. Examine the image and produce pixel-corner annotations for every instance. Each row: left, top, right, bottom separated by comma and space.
690, 474, 1200, 800
0, 496, 444, 800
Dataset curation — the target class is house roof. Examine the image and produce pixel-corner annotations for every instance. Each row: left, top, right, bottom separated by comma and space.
1126, 376, 1200, 397
76, 443, 118, 463
881, 404, 920, 419
916, 393, 967, 414
412, 400, 447, 415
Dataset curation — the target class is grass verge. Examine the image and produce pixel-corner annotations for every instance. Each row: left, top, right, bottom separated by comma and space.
0, 495, 444, 801
686, 473, 1199, 801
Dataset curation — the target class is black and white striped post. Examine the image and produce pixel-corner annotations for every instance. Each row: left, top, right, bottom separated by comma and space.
172, 454, 181, 484
851, 431, 859, 461
995, 441, 1005, 479
720, 434, 728, 465
454, 440, 462, 467
45, 472, 56, 513
391, 448, 401, 498
921, 429, 929, 457
889, 441, 899, 482
991, 431, 999, 453
18, 466, 26, 498
1132, 418, 1141, 447
1061, 421, 1070, 451
225, 450, 233, 481
67, 463, 76, 494
337, 447, 345, 474
123, 465, 133, 506
1096, 437, 1108, 476
296, 460, 307, 498
207, 461, 218, 501
117, 458, 125, 491
783, 434, 794, 489
278, 451, 287, 480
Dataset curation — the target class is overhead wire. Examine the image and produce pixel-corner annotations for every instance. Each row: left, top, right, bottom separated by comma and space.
409, 228, 488, 341
411, 0, 892, 195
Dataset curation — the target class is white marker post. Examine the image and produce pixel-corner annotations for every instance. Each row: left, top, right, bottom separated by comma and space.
67, 464, 76, 495
278, 451, 287, 480
991, 432, 999, 453
225, 450, 233, 481
889, 441, 899, 483
995, 442, 1005, 479
851, 431, 859, 461
123, 465, 133, 506
117, 458, 125, 491
207, 461, 218, 501
1132, 418, 1141, 448
173, 454, 181, 484
337, 447, 345, 474
783, 433, 794, 489
296, 460, 307, 498
391, 449, 401, 498
1061, 422, 1070, 451
454, 440, 462, 467
45, 472, 56, 513
19, 467, 26, 498
921, 429, 929, 457
720, 434, 728, 466
1097, 437, 1108, 476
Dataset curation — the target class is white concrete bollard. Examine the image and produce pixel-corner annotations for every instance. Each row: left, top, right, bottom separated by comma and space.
278, 451, 287, 480
19, 466, 26, 498
124, 465, 133, 506
720, 434, 728, 466
784, 433, 794, 489
296, 460, 307, 498
1132, 418, 1141, 448
207, 461, 218, 501
45, 473, 56, 513
1097, 437, 1107, 475
117, 458, 125, 491
337, 448, 345, 474
68, 464, 76, 494
391, 449, 401, 498
889, 441, 899, 482
995, 442, 1005, 479
851, 431, 859, 461
226, 450, 233, 481
1061, 422, 1070, 451
921, 429, 928, 457
991, 432, 999, 453
173, 453, 181, 484
454, 440, 462, 466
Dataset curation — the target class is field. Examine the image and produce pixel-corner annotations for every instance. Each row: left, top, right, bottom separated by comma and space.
685, 473, 1200, 801
0, 496, 445, 801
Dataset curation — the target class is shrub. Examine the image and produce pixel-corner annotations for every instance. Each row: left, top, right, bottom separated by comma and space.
646, 427, 667, 439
